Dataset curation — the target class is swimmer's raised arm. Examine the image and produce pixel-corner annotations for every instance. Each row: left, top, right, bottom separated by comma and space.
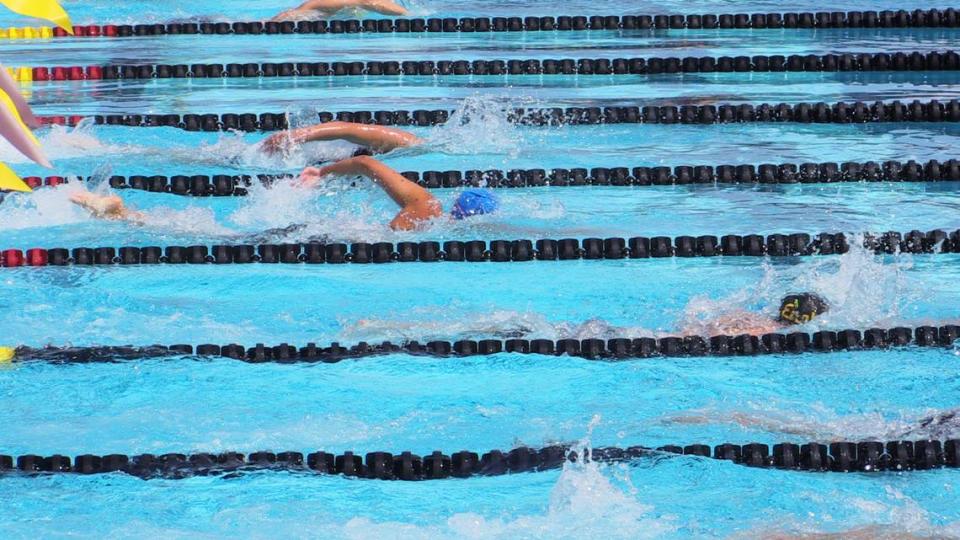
261, 121, 423, 155
69, 192, 145, 223
271, 0, 407, 21
300, 155, 441, 230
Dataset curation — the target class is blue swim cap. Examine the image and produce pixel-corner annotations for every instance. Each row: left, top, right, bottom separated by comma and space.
451, 189, 498, 220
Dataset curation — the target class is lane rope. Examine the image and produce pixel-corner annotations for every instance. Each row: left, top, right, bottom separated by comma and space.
35, 99, 960, 132
0, 229, 955, 267
4, 439, 959, 479
10, 325, 960, 362
5, 9, 960, 39
13, 158, 960, 196
16, 51, 960, 82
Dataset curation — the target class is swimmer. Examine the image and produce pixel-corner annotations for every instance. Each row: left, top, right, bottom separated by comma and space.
679, 293, 830, 337
69, 156, 499, 232
259, 121, 422, 158
347, 294, 831, 341
298, 155, 498, 230
666, 406, 960, 446
65, 193, 329, 244
271, 0, 408, 21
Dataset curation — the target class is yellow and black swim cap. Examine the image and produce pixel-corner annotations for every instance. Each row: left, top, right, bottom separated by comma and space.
778, 293, 829, 325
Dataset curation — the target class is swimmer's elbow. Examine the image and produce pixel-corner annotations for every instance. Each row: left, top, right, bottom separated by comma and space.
350, 154, 378, 166
383, 5, 408, 15
389, 215, 417, 231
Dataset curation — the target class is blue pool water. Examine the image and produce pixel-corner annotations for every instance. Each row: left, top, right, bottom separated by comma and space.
3, 1, 960, 538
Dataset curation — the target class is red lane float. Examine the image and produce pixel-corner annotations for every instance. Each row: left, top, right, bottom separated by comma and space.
1, 250, 24, 268
26, 249, 48, 266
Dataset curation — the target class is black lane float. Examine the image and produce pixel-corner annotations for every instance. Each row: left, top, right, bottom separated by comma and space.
17, 158, 960, 197
4, 438, 959, 480
8, 324, 960, 363
36, 98, 960, 132
44, 9, 960, 40
0, 228, 957, 268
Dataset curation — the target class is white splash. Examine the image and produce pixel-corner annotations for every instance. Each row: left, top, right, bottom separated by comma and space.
784, 235, 916, 329
343, 417, 670, 540
0, 121, 132, 163
424, 95, 526, 158
0, 181, 91, 229
180, 129, 358, 171
678, 240, 915, 332
227, 177, 392, 242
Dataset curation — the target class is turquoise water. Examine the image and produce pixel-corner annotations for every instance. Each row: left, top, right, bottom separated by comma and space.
3, 1, 960, 538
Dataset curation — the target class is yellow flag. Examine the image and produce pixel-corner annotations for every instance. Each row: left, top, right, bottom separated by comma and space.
0, 0, 72, 33
0, 162, 31, 192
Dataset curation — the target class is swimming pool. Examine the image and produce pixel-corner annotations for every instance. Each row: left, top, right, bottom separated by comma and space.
3, 1, 960, 537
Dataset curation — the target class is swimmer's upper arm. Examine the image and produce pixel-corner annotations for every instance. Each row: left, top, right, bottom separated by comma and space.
316, 156, 441, 223
350, 156, 438, 209
299, 122, 421, 152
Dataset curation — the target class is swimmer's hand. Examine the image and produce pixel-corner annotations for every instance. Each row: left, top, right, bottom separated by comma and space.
261, 130, 305, 156
70, 192, 127, 218
298, 166, 327, 188
70, 192, 143, 222
261, 122, 421, 155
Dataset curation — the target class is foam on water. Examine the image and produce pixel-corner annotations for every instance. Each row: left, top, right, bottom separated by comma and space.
424, 95, 528, 160
337, 463, 666, 540
10, 96, 537, 183
676, 239, 919, 332
341, 418, 670, 540
0, 182, 92, 230
0, 122, 131, 164
11, 121, 360, 173
784, 234, 918, 329
11, 179, 235, 238
739, 489, 960, 539
229, 177, 407, 242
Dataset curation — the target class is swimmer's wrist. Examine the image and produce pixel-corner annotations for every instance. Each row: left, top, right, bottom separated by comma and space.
295, 126, 323, 143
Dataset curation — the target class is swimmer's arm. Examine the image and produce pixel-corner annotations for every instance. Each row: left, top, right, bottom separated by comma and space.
69, 192, 146, 224
311, 155, 435, 207
357, 0, 408, 15
307, 156, 442, 229
270, 0, 407, 21
261, 121, 422, 154
680, 310, 784, 337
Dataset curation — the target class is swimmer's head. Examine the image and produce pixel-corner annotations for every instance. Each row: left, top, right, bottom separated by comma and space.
451, 189, 498, 220
777, 293, 829, 325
